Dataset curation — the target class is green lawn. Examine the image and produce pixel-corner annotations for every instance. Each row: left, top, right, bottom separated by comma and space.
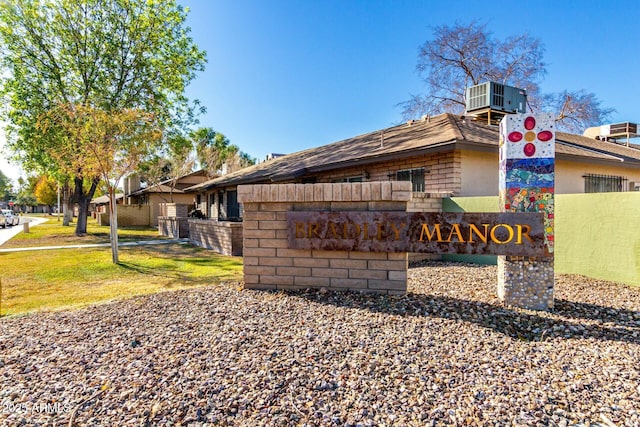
0, 219, 243, 316
3, 216, 164, 248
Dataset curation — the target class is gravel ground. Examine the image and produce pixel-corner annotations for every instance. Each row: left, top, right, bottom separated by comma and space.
1, 262, 639, 427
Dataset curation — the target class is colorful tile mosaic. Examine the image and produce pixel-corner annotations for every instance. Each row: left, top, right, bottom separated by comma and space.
504, 158, 554, 188
501, 186, 555, 251
499, 113, 555, 253
499, 113, 555, 159
498, 113, 555, 311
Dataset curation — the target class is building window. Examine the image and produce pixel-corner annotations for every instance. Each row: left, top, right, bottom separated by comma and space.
583, 174, 628, 193
332, 176, 363, 183
226, 190, 240, 220
396, 168, 425, 192
218, 190, 241, 221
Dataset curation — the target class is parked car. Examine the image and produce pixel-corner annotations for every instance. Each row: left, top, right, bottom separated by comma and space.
1, 209, 19, 226
0, 211, 6, 228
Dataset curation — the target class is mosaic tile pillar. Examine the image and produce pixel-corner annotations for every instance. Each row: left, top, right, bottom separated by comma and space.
498, 113, 555, 311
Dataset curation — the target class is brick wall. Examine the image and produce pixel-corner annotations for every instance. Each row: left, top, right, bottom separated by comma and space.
238, 182, 416, 294
407, 192, 449, 212
158, 217, 190, 238
316, 151, 462, 194
159, 203, 190, 218
188, 219, 243, 256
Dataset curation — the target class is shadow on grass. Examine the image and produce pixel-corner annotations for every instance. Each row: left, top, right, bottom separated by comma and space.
117, 255, 241, 285
117, 261, 182, 278
286, 289, 640, 344
116, 261, 205, 287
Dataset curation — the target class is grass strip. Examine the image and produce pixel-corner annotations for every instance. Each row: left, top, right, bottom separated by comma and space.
0, 244, 243, 316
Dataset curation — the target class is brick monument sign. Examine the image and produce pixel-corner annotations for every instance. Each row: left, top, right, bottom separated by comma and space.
238, 178, 553, 310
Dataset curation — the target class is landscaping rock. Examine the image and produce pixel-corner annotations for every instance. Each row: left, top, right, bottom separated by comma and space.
1, 262, 639, 426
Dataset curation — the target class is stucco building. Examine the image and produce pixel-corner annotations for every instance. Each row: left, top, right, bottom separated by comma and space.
126, 170, 208, 226
186, 113, 640, 222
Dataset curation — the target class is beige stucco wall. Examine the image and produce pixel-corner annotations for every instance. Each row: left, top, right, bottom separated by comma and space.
460, 150, 498, 196
460, 149, 640, 195
555, 159, 640, 194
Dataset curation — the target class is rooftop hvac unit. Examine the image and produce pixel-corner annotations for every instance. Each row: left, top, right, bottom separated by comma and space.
465, 82, 527, 114
601, 122, 638, 137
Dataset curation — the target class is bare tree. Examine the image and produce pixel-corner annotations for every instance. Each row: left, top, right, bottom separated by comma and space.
400, 21, 545, 118
401, 21, 613, 132
542, 90, 615, 134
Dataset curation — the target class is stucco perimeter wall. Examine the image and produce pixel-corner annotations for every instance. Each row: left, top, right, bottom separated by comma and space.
237, 182, 413, 294
97, 205, 150, 227
460, 150, 498, 196
445, 193, 640, 287
554, 192, 640, 287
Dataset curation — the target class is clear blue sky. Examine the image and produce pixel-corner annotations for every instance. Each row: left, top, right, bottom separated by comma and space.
2, 0, 639, 183
181, 0, 639, 162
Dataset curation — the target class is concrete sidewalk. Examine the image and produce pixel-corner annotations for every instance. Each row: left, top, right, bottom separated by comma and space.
0, 238, 190, 253
0, 216, 49, 246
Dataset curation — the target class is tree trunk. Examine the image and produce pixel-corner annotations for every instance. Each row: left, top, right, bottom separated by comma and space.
74, 177, 99, 236
109, 189, 119, 264
62, 181, 71, 226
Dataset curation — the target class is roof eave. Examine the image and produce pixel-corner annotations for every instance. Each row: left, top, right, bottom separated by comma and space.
305, 140, 459, 174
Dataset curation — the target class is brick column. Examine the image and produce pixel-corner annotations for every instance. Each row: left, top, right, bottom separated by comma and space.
237, 182, 411, 294
498, 113, 555, 310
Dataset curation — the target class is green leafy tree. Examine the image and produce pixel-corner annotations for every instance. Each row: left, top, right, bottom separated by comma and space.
400, 21, 613, 133
0, 0, 206, 235
0, 169, 14, 201
191, 127, 255, 176
225, 150, 257, 173
34, 175, 58, 211
139, 130, 195, 203
14, 176, 38, 210
192, 127, 231, 177
38, 103, 162, 263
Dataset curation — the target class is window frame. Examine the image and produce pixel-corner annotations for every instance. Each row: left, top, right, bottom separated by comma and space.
583, 173, 628, 193
396, 167, 426, 192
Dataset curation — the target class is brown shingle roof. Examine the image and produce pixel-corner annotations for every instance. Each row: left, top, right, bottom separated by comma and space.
555, 132, 640, 162
187, 113, 640, 191
131, 170, 210, 195
91, 194, 124, 205
131, 184, 185, 196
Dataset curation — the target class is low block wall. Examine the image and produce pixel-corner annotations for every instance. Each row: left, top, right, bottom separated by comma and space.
188, 219, 243, 256
158, 217, 190, 238
238, 182, 415, 294
159, 203, 190, 218
96, 205, 150, 227
444, 193, 640, 287
407, 191, 450, 212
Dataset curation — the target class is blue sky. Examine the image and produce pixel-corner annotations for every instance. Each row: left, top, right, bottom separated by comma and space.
2, 0, 639, 183
181, 0, 639, 161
